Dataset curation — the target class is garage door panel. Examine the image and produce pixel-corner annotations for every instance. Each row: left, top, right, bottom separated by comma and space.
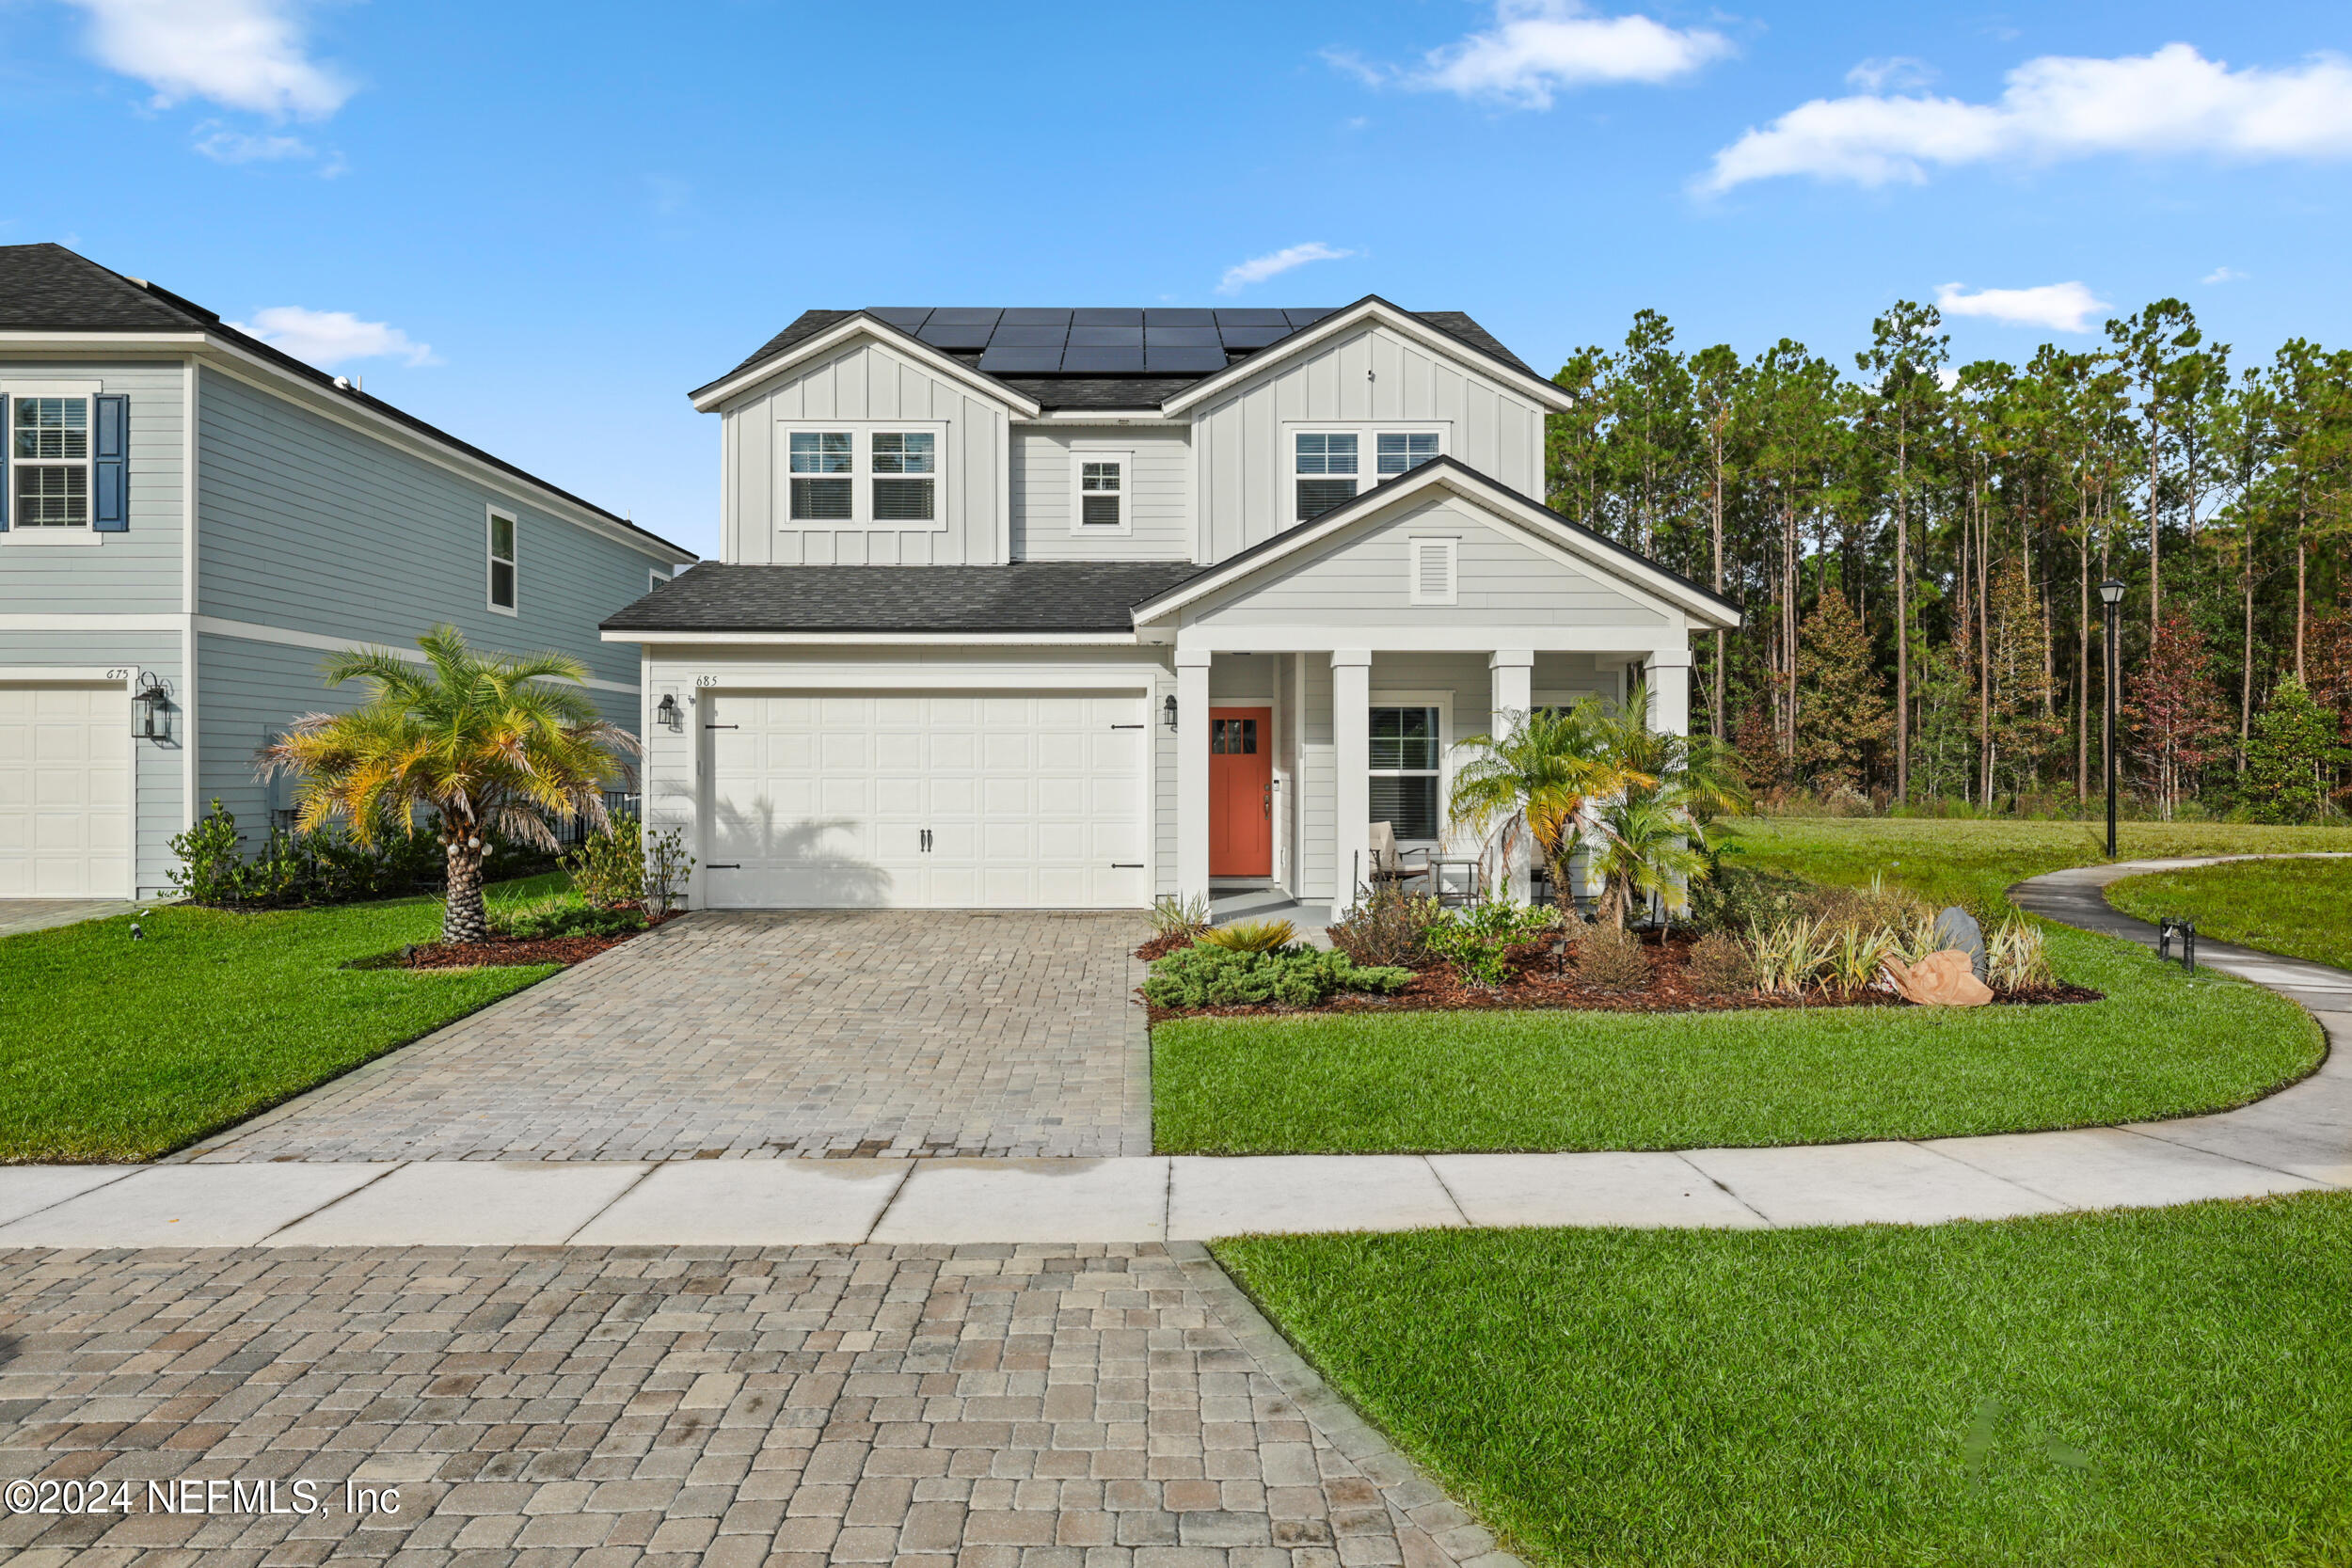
702, 687, 1144, 909
0, 682, 131, 899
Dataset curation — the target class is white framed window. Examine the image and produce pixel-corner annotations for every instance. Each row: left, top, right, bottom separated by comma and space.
487, 508, 518, 613
1407, 536, 1458, 605
649, 568, 671, 594
1069, 450, 1132, 534
778, 421, 948, 530
1288, 424, 1445, 522
1369, 691, 1453, 844
12, 394, 92, 528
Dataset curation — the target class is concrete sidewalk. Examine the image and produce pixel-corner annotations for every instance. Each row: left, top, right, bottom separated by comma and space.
3, 856, 2345, 1248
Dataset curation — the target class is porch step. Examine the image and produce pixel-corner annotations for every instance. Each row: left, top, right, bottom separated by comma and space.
1208, 887, 1298, 923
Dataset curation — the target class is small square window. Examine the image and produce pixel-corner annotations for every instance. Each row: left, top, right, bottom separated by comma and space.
1377, 432, 1439, 475
1075, 455, 1127, 531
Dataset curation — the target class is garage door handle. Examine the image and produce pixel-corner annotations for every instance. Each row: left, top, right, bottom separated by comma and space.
920, 830, 932, 852
704, 723, 739, 730
1109, 723, 1144, 730
1111, 863, 1142, 869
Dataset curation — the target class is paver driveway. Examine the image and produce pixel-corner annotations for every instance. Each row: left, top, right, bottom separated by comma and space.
0, 1243, 1502, 1567
187, 911, 1151, 1164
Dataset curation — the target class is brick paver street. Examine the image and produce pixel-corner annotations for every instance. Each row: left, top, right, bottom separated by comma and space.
0, 1243, 1499, 1567
188, 911, 1151, 1163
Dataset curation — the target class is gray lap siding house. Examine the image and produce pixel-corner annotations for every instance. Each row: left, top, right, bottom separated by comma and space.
0, 245, 693, 899
606, 298, 1740, 913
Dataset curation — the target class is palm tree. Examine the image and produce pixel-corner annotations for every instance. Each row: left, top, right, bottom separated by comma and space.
1585, 681, 1752, 927
259, 625, 638, 943
1448, 700, 1650, 911
1588, 793, 1708, 928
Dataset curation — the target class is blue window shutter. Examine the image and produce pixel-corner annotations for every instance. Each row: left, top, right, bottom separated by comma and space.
0, 394, 9, 531
92, 394, 128, 531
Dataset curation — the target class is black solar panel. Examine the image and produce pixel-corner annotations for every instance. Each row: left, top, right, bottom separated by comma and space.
1144, 345, 1229, 372
875, 306, 1316, 374
977, 346, 1068, 373
1061, 346, 1150, 373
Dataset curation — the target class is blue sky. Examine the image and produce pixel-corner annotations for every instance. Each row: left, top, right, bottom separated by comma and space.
4, 0, 2348, 559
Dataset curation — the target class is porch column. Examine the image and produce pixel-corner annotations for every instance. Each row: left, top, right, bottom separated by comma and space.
1331, 650, 1372, 911
1489, 649, 1534, 902
1646, 646, 1692, 736
1176, 649, 1212, 904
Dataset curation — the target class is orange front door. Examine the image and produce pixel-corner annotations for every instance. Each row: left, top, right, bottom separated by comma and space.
1209, 707, 1273, 878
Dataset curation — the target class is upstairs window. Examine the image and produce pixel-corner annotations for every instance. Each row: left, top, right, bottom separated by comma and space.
783, 424, 945, 527
13, 396, 89, 527
487, 509, 517, 611
1294, 428, 1444, 521
1294, 432, 1357, 521
1071, 451, 1131, 533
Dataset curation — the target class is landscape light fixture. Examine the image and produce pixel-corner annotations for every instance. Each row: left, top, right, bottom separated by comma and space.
1163, 695, 1179, 732
2099, 579, 2125, 858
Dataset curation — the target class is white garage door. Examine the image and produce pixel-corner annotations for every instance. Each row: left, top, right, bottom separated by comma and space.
703, 690, 1147, 909
0, 682, 132, 898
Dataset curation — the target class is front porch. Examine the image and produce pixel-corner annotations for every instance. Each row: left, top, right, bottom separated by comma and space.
1170, 644, 1692, 910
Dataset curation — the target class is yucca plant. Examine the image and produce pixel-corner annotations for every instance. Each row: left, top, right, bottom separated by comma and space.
1827, 923, 1899, 998
1150, 893, 1212, 942
1749, 915, 1835, 996
259, 625, 636, 945
1986, 917, 2054, 992
1197, 918, 1297, 954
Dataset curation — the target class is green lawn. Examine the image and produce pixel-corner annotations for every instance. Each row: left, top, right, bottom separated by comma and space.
1155, 818, 2352, 1155
2108, 857, 2352, 973
1720, 816, 2352, 912
0, 878, 566, 1163
1216, 1194, 2352, 1568
1153, 922, 2317, 1153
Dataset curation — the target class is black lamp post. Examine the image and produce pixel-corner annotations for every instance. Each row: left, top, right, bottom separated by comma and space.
2099, 578, 2125, 858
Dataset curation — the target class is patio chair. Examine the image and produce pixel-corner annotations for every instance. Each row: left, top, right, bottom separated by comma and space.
1366, 821, 1435, 896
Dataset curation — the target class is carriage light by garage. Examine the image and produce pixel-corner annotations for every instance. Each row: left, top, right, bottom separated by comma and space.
1163, 695, 1179, 732
134, 676, 168, 740
656, 693, 683, 730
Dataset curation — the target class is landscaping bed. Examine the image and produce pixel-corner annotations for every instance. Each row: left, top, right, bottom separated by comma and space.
355, 910, 675, 971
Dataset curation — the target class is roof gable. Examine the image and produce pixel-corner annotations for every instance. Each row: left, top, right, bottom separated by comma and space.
689, 311, 1041, 417
1156, 297, 1577, 418
1132, 458, 1742, 630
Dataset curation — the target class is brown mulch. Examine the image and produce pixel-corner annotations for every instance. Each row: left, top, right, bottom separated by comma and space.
1136, 930, 1196, 962
357, 912, 677, 971
1140, 930, 2105, 1022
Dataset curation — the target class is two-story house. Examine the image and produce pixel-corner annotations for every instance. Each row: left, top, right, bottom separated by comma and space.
602, 299, 1739, 913
0, 244, 695, 901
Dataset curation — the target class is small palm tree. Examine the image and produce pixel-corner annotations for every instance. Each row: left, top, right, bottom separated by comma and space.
1448, 700, 1651, 911
260, 625, 638, 943
1589, 794, 1708, 928
1585, 680, 1752, 927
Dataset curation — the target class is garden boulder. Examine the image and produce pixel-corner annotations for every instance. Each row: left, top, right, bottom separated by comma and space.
1934, 906, 1988, 981
1883, 949, 1994, 1006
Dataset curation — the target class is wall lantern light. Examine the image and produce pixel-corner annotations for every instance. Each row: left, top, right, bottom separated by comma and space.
133, 674, 168, 739
1163, 695, 1179, 733
656, 692, 683, 730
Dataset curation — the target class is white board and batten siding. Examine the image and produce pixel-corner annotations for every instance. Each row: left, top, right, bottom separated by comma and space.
1194, 323, 1548, 562
723, 340, 1008, 566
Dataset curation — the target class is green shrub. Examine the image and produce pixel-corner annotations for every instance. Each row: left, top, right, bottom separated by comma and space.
1685, 931, 1755, 994
491, 897, 648, 941
1423, 898, 1557, 987
1328, 886, 1443, 968
1142, 945, 1412, 1009
561, 813, 644, 909
1688, 860, 1812, 936
168, 800, 441, 910
644, 825, 694, 917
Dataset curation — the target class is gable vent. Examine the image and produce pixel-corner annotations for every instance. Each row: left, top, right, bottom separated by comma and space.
1408, 537, 1457, 606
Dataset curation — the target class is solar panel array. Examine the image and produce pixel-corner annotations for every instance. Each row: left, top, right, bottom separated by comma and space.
865, 308, 1338, 375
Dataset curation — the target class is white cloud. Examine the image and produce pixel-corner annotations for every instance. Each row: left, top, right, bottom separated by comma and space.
63, 0, 352, 119
1335, 0, 1730, 109
1703, 42, 2352, 192
2202, 265, 2247, 284
1217, 242, 1356, 295
1934, 280, 2110, 334
191, 125, 312, 163
1846, 56, 1932, 92
229, 306, 438, 369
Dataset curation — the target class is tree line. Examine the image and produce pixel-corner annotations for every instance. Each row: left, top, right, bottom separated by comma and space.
1545, 299, 2352, 820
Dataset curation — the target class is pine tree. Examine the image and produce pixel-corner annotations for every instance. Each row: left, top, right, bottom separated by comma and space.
1985, 556, 2061, 799
1796, 586, 1891, 793
2244, 676, 2344, 823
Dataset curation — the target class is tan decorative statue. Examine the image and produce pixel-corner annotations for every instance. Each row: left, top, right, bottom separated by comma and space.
1883, 949, 1995, 1006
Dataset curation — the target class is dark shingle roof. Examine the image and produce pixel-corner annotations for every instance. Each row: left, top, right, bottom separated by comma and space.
0, 243, 693, 561
701, 301, 1539, 412
601, 562, 1208, 635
